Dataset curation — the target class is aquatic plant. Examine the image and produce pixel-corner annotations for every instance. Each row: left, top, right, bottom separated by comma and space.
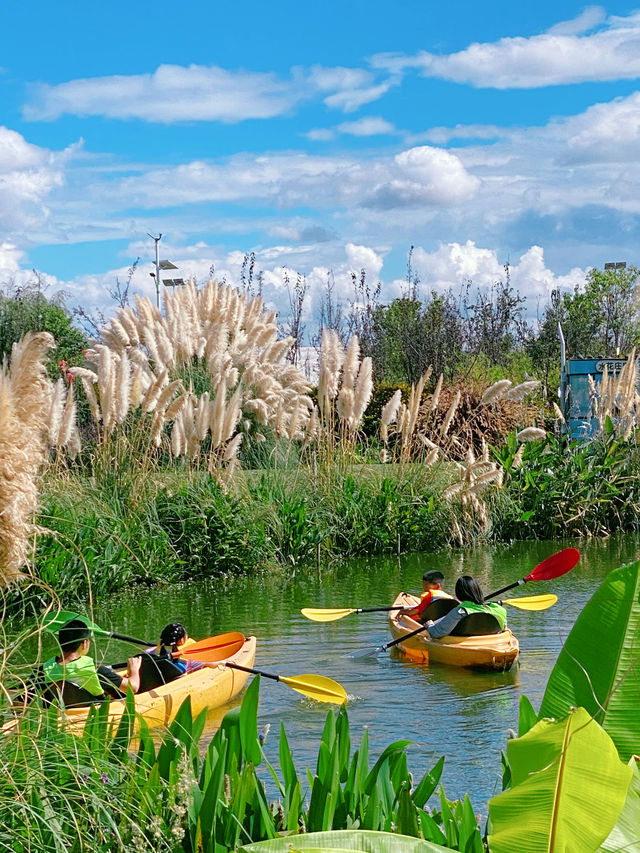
539, 559, 640, 762
488, 708, 632, 853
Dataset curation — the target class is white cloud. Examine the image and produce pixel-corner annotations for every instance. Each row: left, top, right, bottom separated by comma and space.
411, 241, 585, 303
564, 91, 640, 161
24, 62, 398, 124
305, 128, 336, 141
408, 124, 505, 145
362, 146, 480, 208
324, 80, 396, 112
0, 241, 25, 276
337, 116, 397, 136
0, 126, 77, 240
371, 10, 640, 88
92, 144, 479, 214
345, 243, 384, 277
305, 65, 398, 112
546, 5, 606, 36
25, 64, 297, 123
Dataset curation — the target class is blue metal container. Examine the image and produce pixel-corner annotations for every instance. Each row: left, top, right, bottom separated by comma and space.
561, 357, 637, 439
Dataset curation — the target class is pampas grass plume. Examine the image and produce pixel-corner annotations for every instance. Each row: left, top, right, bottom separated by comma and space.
481, 379, 512, 405
516, 427, 547, 442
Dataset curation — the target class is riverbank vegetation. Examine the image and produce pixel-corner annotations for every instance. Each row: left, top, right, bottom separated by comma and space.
1, 274, 640, 603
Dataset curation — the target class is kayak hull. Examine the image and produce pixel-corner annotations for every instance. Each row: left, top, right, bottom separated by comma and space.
388, 593, 519, 671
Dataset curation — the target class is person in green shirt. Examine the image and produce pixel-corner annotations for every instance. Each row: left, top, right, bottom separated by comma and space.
424, 575, 508, 638
39, 618, 141, 701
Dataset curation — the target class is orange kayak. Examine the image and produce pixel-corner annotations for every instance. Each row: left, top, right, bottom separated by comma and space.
388, 593, 519, 671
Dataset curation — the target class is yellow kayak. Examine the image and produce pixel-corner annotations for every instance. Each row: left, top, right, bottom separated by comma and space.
4, 636, 257, 735
388, 593, 519, 672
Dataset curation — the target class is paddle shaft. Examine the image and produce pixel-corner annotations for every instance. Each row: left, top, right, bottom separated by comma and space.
110, 631, 154, 647
357, 606, 403, 614
485, 579, 525, 600
224, 661, 281, 682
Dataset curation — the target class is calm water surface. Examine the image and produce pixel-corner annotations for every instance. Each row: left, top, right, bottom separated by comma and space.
89, 535, 639, 813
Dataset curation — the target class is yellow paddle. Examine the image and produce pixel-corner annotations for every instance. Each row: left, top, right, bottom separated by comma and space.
301, 593, 557, 622
223, 662, 347, 705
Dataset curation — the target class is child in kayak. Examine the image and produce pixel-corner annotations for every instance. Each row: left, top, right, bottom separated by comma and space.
402, 570, 454, 621
151, 622, 205, 674
33, 618, 141, 702
423, 576, 507, 638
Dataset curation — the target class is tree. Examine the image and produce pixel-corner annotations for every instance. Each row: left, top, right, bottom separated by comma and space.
0, 280, 87, 378
462, 267, 530, 367
528, 265, 640, 388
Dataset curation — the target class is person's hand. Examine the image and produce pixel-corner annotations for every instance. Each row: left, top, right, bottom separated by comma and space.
424, 620, 434, 628
127, 655, 142, 675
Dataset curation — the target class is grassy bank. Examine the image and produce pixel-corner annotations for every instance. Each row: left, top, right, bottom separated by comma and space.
33, 427, 640, 602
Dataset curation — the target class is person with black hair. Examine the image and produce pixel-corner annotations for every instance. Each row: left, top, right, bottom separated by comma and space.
423, 575, 508, 638
148, 622, 213, 675
40, 619, 141, 699
402, 569, 454, 621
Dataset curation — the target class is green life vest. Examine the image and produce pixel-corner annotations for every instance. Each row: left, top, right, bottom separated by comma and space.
42, 655, 104, 696
459, 601, 507, 630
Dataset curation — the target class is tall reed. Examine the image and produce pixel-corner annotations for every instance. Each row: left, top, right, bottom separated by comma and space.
0, 333, 53, 587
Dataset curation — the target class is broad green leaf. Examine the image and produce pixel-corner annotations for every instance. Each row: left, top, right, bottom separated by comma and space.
238, 828, 455, 851
539, 560, 640, 761
488, 708, 632, 853
517, 695, 537, 737
279, 721, 298, 798
363, 740, 412, 795
239, 674, 262, 766
413, 756, 445, 808
599, 758, 640, 853
396, 784, 420, 837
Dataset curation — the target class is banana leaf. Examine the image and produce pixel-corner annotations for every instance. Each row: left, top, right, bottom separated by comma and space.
539, 559, 640, 761
488, 707, 631, 853
238, 829, 455, 851
598, 758, 640, 853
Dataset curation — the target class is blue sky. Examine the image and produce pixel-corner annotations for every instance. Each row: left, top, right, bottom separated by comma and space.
2, 1, 640, 324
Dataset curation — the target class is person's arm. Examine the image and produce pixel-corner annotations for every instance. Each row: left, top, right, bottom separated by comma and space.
424, 606, 468, 638
402, 591, 433, 617
121, 656, 141, 693
97, 656, 141, 695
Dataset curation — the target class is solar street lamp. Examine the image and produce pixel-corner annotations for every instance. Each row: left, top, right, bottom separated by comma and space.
147, 233, 181, 307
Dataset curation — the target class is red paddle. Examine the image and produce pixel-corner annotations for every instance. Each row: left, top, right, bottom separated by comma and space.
484, 548, 580, 600
351, 548, 580, 658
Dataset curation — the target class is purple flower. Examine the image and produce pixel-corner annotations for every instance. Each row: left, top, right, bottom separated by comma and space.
100, 772, 110, 784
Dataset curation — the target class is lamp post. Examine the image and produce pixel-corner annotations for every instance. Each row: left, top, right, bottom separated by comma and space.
148, 232, 162, 308
148, 233, 180, 308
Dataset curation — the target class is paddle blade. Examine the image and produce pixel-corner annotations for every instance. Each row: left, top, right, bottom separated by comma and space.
525, 548, 580, 583
301, 607, 357, 622
41, 611, 108, 637
349, 645, 385, 660
180, 632, 246, 662
280, 673, 347, 704
503, 593, 558, 611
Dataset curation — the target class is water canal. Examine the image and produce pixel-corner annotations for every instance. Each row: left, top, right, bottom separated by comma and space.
91, 534, 640, 814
